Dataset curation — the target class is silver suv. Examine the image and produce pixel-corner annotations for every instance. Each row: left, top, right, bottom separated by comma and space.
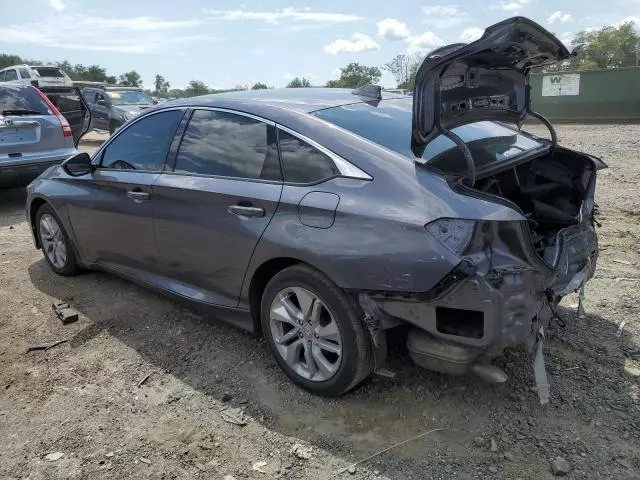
0, 65, 74, 88
0, 84, 90, 188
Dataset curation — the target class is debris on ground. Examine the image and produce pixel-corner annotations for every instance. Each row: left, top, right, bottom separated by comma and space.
624, 347, 640, 358
551, 456, 572, 476
490, 438, 498, 452
291, 443, 313, 460
52, 301, 79, 324
26, 339, 67, 352
136, 372, 154, 387
221, 407, 248, 426
222, 392, 233, 402
252, 461, 268, 473
474, 437, 485, 448
139, 457, 151, 465
45, 452, 65, 462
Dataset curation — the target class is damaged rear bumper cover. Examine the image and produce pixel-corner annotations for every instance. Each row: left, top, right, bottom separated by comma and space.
363, 219, 598, 359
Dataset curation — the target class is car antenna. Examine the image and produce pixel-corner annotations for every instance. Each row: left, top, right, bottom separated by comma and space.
352, 84, 382, 100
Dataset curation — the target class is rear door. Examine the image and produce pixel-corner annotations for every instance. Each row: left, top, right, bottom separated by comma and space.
66, 108, 185, 272
152, 108, 283, 307
39, 86, 91, 145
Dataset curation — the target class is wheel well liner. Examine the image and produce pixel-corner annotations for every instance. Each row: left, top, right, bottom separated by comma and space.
29, 198, 47, 248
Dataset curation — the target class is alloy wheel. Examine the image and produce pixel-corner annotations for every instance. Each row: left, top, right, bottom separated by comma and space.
269, 287, 343, 382
39, 214, 67, 269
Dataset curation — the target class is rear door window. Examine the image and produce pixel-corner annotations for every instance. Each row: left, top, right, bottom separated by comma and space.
0, 86, 51, 114
18, 68, 30, 79
32, 67, 64, 78
0, 72, 6, 81
5, 70, 18, 81
278, 130, 339, 184
100, 110, 183, 171
173, 109, 281, 181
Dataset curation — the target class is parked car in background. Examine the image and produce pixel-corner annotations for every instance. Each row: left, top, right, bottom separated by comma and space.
0, 83, 90, 188
26, 17, 603, 398
82, 85, 155, 134
0, 65, 73, 88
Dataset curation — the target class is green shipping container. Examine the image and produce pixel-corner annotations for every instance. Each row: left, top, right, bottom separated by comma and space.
529, 67, 640, 122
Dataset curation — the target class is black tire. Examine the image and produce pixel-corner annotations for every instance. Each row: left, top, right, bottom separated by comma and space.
261, 264, 374, 396
35, 203, 79, 276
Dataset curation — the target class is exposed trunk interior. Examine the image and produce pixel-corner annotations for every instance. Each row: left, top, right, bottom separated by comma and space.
473, 150, 596, 260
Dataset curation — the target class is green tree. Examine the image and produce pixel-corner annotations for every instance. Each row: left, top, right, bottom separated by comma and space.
118, 70, 142, 87
569, 22, 639, 70
286, 77, 311, 88
184, 80, 209, 97
154, 74, 170, 94
325, 63, 382, 88
383, 53, 423, 88
251, 82, 268, 90
0, 54, 24, 69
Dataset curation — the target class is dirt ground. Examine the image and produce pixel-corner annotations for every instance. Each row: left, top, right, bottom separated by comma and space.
1, 125, 639, 480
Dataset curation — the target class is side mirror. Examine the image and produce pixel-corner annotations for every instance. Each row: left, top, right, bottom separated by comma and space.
96, 99, 107, 106
63, 152, 93, 177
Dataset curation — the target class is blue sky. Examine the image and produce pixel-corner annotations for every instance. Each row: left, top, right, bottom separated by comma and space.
1, 0, 639, 89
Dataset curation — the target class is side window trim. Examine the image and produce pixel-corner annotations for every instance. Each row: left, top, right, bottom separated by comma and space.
92, 107, 187, 172
163, 107, 283, 183
276, 124, 372, 183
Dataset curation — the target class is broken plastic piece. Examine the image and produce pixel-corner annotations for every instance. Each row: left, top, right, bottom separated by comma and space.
533, 327, 549, 405
577, 286, 586, 319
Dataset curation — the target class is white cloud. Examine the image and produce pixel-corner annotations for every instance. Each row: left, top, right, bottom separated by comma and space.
377, 18, 410, 40
421, 5, 469, 29
406, 31, 446, 54
0, 14, 219, 54
490, 0, 530, 12
204, 8, 360, 24
459, 27, 484, 42
330, 67, 342, 78
324, 33, 380, 54
49, 0, 67, 12
548, 11, 572, 25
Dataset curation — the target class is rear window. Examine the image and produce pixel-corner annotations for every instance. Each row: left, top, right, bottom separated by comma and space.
313, 98, 544, 173
0, 86, 52, 115
32, 67, 64, 78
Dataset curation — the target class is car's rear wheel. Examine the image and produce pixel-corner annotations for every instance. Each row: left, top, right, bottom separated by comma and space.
36, 204, 78, 276
261, 265, 374, 396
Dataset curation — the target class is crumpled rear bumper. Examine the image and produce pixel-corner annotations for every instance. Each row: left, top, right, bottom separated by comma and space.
371, 219, 598, 357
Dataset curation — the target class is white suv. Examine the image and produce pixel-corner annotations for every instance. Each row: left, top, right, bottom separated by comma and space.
0, 64, 73, 88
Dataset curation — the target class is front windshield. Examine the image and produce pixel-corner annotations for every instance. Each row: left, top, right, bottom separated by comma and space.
313, 98, 544, 173
107, 90, 152, 106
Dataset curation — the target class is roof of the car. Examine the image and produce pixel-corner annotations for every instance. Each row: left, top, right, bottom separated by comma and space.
168, 87, 407, 114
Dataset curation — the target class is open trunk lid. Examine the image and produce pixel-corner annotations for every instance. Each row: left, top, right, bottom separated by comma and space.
411, 16, 571, 163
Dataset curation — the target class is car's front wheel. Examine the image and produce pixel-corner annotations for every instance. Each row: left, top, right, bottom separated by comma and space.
36, 204, 78, 276
261, 265, 374, 396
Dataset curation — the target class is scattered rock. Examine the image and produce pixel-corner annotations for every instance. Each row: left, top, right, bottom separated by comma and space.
221, 407, 248, 426
623, 359, 640, 378
291, 443, 313, 460
551, 456, 571, 476
139, 457, 151, 465
504, 452, 515, 462
490, 438, 498, 452
347, 465, 356, 474
45, 452, 64, 462
474, 437, 485, 448
488, 465, 498, 473
616, 458, 633, 470
106, 452, 115, 458
222, 392, 233, 402
195, 462, 208, 471
52, 301, 79, 324
223, 476, 237, 480
166, 392, 182, 404
252, 461, 268, 473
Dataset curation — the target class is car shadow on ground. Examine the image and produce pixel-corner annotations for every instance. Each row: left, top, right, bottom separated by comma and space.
27, 258, 640, 475
0, 188, 27, 229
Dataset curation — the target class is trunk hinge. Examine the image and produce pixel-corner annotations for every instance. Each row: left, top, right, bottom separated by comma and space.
434, 75, 476, 187
524, 82, 557, 156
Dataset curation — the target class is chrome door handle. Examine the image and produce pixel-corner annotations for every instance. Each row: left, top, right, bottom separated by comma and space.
227, 205, 265, 218
127, 190, 150, 203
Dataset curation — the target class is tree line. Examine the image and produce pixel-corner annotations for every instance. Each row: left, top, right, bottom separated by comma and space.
1, 21, 636, 97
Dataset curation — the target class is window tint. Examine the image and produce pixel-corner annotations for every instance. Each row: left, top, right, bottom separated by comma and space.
18, 68, 30, 79
0, 85, 51, 114
5, 70, 18, 81
45, 89, 82, 115
101, 110, 183, 171
174, 109, 281, 181
278, 130, 339, 184
0, 72, 5, 81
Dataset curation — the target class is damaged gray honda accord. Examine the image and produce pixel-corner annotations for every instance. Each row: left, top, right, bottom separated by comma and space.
26, 17, 604, 398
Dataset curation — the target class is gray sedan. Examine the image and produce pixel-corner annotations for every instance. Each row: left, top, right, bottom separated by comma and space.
26, 18, 603, 397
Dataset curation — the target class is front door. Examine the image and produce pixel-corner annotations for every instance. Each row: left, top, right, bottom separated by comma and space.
152, 108, 283, 307
66, 109, 185, 274
91, 91, 110, 131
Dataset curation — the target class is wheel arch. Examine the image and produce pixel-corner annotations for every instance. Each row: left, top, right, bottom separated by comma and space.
29, 197, 49, 249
